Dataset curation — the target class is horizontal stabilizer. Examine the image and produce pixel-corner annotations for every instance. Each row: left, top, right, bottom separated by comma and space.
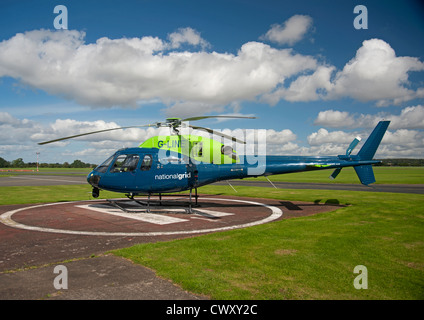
354, 165, 375, 185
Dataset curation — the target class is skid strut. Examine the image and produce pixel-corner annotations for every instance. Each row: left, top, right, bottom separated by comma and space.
106, 187, 208, 216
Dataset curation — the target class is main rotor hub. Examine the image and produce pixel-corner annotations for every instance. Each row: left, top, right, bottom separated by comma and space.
165, 118, 182, 126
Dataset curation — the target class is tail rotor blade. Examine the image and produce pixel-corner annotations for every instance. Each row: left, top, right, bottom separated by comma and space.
346, 136, 362, 156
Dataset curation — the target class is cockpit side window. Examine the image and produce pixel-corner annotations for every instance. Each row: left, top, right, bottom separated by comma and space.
110, 154, 140, 173
140, 154, 153, 171
95, 155, 114, 173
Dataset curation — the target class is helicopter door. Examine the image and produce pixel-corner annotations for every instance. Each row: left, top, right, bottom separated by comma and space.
140, 154, 153, 171
105, 154, 140, 191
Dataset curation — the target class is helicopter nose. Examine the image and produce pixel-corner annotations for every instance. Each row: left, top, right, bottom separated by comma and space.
88, 172, 101, 187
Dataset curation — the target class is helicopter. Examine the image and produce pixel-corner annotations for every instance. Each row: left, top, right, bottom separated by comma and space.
38, 116, 390, 213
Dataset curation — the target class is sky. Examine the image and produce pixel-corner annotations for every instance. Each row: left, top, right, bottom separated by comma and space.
0, 0, 423, 165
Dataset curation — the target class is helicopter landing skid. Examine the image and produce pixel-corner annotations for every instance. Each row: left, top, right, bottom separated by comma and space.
106, 188, 218, 218
105, 198, 217, 218
106, 199, 150, 213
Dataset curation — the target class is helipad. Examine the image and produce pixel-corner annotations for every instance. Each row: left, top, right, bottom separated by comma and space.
0, 195, 343, 272
0, 197, 283, 237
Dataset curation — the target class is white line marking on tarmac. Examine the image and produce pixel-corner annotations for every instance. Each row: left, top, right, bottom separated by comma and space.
10, 176, 84, 183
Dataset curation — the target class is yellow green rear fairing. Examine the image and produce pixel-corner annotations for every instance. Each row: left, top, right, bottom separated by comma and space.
139, 135, 239, 164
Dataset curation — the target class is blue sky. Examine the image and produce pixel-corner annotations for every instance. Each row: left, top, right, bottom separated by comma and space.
1, 0, 423, 164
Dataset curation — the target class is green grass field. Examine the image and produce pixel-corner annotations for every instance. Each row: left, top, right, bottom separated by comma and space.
0, 185, 120, 205
0, 167, 423, 299
112, 186, 424, 300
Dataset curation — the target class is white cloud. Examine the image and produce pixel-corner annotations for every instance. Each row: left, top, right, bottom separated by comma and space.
311, 106, 424, 157
314, 110, 355, 128
0, 29, 317, 110
267, 141, 301, 155
1, 29, 422, 112
328, 39, 424, 105
306, 127, 424, 159
163, 101, 226, 119
315, 105, 424, 130
263, 65, 335, 104
261, 15, 313, 45
0, 112, 42, 145
383, 129, 422, 146
378, 129, 424, 158
388, 105, 424, 129
304, 127, 371, 157
307, 128, 356, 146
168, 27, 210, 49
263, 129, 297, 144
265, 39, 424, 106
314, 109, 377, 129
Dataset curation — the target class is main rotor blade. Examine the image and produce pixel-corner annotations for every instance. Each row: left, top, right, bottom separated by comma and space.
189, 125, 246, 144
38, 116, 256, 145
38, 124, 154, 145
182, 115, 256, 122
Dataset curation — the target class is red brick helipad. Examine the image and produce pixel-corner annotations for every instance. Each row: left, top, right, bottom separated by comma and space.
1, 196, 283, 236
0, 195, 343, 271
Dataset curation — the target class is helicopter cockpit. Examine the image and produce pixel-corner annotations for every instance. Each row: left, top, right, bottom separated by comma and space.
87, 148, 157, 197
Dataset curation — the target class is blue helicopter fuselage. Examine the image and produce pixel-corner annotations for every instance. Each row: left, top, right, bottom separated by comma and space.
87, 121, 389, 195
87, 148, 379, 195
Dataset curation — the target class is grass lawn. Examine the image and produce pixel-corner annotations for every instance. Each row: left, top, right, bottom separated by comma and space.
112, 185, 424, 300
0, 185, 119, 205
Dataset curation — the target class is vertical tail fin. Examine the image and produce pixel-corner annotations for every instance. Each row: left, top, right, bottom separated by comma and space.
357, 121, 390, 160
354, 120, 390, 185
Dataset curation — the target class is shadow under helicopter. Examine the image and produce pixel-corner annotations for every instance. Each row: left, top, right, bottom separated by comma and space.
102, 194, 345, 221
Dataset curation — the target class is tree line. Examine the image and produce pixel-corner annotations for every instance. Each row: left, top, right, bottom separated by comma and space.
375, 159, 424, 166
0, 157, 96, 168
